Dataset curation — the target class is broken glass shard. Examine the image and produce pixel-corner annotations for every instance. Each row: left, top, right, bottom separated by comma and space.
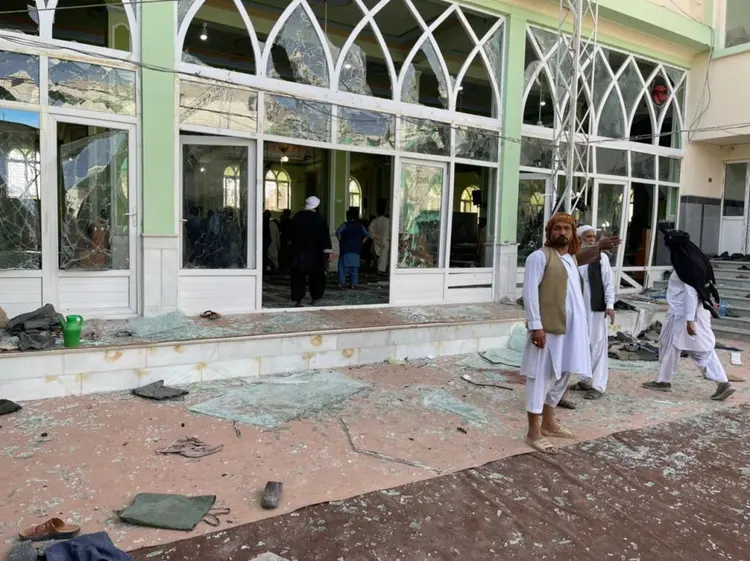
265, 94, 331, 143
455, 127, 498, 162
179, 79, 258, 132
49, 59, 136, 115
400, 117, 450, 156
398, 161, 444, 268
337, 106, 395, 149
0, 50, 39, 103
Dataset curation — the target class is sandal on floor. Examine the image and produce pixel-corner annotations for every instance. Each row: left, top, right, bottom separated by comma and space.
201, 507, 231, 527
557, 399, 577, 410
19, 518, 80, 541
542, 426, 575, 439
200, 310, 222, 320
525, 436, 558, 455
584, 389, 604, 400
568, 381, 592, 392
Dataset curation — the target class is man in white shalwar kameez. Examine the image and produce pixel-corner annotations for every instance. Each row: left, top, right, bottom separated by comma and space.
643, 230, 734, 401
567, 225, 616, 401
369, 203, 390, 275
522, 213, 621, 455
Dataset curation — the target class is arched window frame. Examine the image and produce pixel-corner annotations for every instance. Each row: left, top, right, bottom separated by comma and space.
348, 177, 361, 210
223, 165, 241, 208
460, 185, 480, 214
264, 168, 291, 212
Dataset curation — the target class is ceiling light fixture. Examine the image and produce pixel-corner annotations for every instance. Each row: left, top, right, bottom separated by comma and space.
200, 22, 208, 41
280, 155, 289, 163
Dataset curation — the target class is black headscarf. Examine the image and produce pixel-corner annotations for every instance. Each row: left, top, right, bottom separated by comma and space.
662, 229, 720, 319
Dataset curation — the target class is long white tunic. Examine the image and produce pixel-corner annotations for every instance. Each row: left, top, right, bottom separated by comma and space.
578, 257, 615, 391
521, 250, 591, 380
662, 271, 715, 352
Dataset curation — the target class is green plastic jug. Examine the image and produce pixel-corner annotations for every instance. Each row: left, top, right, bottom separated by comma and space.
60, 315, 84, 348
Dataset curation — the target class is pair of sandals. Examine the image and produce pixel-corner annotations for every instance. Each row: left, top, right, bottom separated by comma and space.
525, 425, 575, 455
560, 382, 604, 407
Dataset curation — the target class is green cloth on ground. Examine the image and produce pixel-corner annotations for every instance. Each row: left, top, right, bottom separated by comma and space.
119, 493, 216, 531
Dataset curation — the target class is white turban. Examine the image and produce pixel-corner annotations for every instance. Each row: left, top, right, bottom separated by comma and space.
577, 224, 595, 238
305, 196, 320, 211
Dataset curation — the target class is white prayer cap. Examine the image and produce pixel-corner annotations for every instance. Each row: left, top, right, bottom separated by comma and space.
305, 196, 320, 210
577, 224, 595, 238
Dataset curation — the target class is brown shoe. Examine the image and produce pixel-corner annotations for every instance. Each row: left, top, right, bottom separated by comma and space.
19, 518, 80, 541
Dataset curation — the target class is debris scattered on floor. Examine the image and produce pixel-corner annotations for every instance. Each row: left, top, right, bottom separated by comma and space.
0, 306, 7, 329
156, 437, 223, 458
45, 532, 131, 561
261, 481, 283, 510
118, 494, 220, 531
189, 371, 371, 428
249, 554, 289, 561
132, 381, 189, 401
5, 303, 61, 351
200, 310, 222, 321
421, 389, 488, 426
460, 374, 513, 391
19, 517, 80, 541
0, 399, 22, 416
479, 326, 526, 370
731, 352, 743, 366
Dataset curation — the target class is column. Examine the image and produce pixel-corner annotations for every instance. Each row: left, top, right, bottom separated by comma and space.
141, 0, 179, 315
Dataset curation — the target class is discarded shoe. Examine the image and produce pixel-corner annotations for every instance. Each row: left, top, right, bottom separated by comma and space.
132, 380, 188, 401
261, 481, 283, 509
19, 518, 80, 541
200, 310, 222, 321
614, 300, 637, 312
0, 399, 22, 416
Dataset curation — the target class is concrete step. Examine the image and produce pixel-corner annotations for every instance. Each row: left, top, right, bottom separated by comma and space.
713, 323, 750, 343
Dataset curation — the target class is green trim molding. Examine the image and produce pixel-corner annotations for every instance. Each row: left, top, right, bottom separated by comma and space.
141, 0, 177, 235
713, 42, 750, 59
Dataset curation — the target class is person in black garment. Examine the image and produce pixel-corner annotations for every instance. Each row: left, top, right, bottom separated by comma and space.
289, 196, 332, 307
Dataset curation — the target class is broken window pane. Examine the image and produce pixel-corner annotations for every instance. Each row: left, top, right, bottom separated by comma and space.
652, 185, 676, 267
54, 0, 131, 51
57, 123, 129, 271
523, 65, 554, 127
617, 58, 642, 119
590, 50, 612, 112
337, 107, 395, 149
623, 183, 654, 271
530, 27, 558, 57
598, 89, 625, 138
659, 156, 681, 183
630, 95, 654, 144
338, 22, 392, 99
400, 117, 450, 156
179, 79, 257, 132
596, 147, 628, 177
483, 24, 504, 91
177, 0, 197, 31
181, 1, 255, 74
49, 60, 136, 115
596, 182, 625, 266
520, 136, 553, 169
182, 144, 249, 269
0, 110, 41, 270
455, 127, 498, 162
267, 5, 330, 88
400, 40, 449, 109
0, 50, 39, 104
450, 166, 495, 268
398, 161, 444, 268
517, 177, 546, 266
265, 95, 331, 143
631, 152, 655, 180
0, 0, 38, 35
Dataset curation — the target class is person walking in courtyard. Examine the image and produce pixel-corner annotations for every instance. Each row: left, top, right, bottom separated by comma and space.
642, 230, 735, 401
336, 208, 370, 289
289, 196, 332, 307
521, 213, 621, 455
567, 225, 616, 401
369, 200, 390, 276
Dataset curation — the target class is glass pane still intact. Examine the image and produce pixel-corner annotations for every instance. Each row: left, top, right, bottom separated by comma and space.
517, 178, 546, 266
179, 80, 257, 132
725, 0, 750, 48
182, 144, 249, 269
49, 59, 136, 115
337, 107, 395, 149
596, 147, 628, 177
265, 95, 331, 143
723, 162, 748, 217
631, 152, 656, 180
659, 156, 681, 183
455, 127, 498, 162
0, 50, 39, 104
398, 162, 444, 268
0, 110, 41, 270
400, 117, 450, 156
58, 123, 130, 271
596, 182, 624, 266
450, 166, 495, 268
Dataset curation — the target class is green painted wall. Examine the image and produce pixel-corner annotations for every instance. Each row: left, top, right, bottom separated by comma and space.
497, 13, 526, 244
141, 0, 176, 235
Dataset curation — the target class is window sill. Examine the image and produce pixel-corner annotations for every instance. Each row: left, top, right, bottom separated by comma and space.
713, 42, 750, 59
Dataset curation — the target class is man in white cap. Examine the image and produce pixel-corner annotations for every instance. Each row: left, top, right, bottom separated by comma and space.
567, 225, 616, 401
288, 196, 333, 306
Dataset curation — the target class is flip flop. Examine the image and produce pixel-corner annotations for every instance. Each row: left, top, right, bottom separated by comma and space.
542, 426, 575, 438
19, 518, 80, 542
201, 507, 231, 527
557, 399, 577, 410
568, 382, 592, 392
524, 436, 558, 455
200, 310, 222, 320
584, 389, 604, 400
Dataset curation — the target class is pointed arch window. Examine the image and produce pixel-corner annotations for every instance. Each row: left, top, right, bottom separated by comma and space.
223, 165, 241, 208
349, 177, 361, 210
265, 169, 291, 212
460, 186, 480, 214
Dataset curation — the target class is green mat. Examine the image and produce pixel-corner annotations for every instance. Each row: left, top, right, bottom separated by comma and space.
119, 493, 216, 531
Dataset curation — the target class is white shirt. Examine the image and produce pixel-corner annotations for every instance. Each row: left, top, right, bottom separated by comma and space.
664, 271, 715, 352
578, 255, 615, 314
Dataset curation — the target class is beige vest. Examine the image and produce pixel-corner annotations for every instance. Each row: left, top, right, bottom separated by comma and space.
538, 247, 578, 335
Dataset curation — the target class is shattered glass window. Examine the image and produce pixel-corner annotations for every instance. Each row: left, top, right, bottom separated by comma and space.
265, 95, 331, 143
267, 4, 330, 88
520, 136, 553, 169
596, 182, 625, 265
49, 59, 136, 115
596, 147, 628, 177
516, 177, 546, 266
630, 152, 655, 180
398, 161, 444, 268
179, 79, 258, 132
57, 123, 130, 271
177, 0, 197, 31
182, 144, 249, 269
455, 127, 498, 162
54, 0, 131, 51
659, 156, 681, 183
337, 106, 395, 150
0, 110, 41, 270
450, 166, 496, 268
0, 0, 38, 36
0, 50, 39, 104
400, 117, 450, 156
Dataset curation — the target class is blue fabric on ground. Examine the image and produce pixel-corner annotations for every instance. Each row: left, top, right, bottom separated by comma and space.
44, 532, 131, 561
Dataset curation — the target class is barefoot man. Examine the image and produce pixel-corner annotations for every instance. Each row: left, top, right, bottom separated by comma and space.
521, 213, 621, 455
642, 230, 734, 401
